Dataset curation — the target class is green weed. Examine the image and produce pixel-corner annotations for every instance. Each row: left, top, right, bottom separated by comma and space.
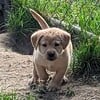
0, 93, 35, 100
7, 0, 100, 35
72, 35, 100, 78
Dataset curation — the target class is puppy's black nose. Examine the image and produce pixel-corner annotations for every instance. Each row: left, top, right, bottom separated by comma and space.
47, 51, 55, 57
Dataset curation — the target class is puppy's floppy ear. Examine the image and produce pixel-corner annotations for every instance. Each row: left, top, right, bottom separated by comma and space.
31, 33, 43, 49
61, 33, 71, 49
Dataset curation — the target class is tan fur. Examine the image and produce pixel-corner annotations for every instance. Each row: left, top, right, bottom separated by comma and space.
30, 9, 73, 91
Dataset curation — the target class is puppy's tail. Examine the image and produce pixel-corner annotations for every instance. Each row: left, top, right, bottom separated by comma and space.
29, 8, 49, 29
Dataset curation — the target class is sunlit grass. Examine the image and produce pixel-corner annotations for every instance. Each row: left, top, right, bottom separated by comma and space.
0, 93, 36, 100
7, 0, 100, 35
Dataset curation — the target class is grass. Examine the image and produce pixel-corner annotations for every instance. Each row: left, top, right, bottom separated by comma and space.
72, 35, 100, 78
0, 93, 36, 100
0, 93, 16, 100
36, 0, 100, 35
7, 0, 40, 38
7, 0, 100, 35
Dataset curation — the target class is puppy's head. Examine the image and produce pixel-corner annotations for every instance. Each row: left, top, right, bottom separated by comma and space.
31, 28, 70, 61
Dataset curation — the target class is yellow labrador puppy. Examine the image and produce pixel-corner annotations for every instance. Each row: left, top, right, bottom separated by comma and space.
29, 9, 73, 91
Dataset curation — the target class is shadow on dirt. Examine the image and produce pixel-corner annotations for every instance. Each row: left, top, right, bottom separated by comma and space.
30, 87, 75, 100
0, 32, 33, 55
28, 82, 75, 100
9, 33, 33, 55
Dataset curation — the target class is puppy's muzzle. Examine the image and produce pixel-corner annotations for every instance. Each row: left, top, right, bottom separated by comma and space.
47, 51, 57, 61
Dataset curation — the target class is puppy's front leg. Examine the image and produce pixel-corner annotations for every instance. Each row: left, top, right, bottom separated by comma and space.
36, 65, 48, 85
28, 65, 39, 89
48, 68, 66, 91
32, 66, 39, 83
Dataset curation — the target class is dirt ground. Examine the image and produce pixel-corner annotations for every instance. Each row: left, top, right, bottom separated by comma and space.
0, 32, 100, 100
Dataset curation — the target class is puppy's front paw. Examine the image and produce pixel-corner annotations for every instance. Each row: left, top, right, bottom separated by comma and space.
28, 78, 38, 89
47, 83, 60, 92
37, 85, 47, 94
62, 76, 69, 86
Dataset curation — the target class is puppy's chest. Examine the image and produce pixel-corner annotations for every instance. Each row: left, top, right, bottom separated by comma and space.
46, 64, 56, 72
41, 61, 57, 72
35, 56, 58, 72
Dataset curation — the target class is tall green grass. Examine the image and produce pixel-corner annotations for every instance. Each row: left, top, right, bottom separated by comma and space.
38, 0, 100, 35
7, 0, 40, 37
72, 35, 100, 78
7, 0, 100, 35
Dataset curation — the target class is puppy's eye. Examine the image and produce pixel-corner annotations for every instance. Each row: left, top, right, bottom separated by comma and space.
42, 43, 47, 47
55, 43, 60, 47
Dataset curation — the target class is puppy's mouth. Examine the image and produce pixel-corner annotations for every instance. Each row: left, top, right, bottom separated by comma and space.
47, 56, 57, 61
